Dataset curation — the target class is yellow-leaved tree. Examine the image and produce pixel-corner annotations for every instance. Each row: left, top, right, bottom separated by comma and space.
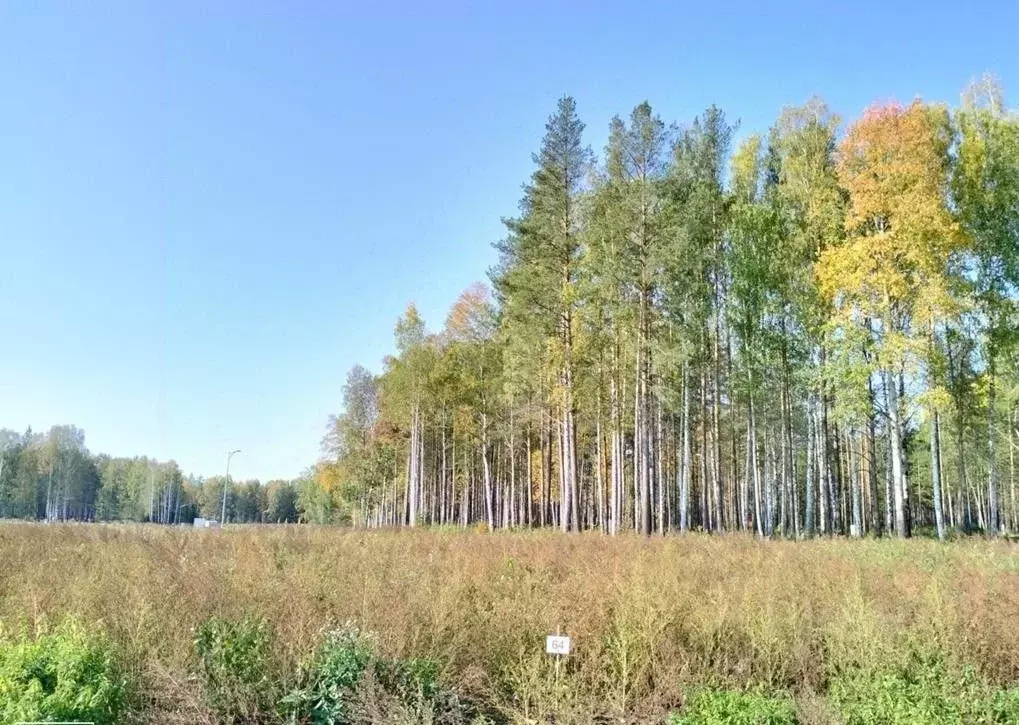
818, 100, 963, 538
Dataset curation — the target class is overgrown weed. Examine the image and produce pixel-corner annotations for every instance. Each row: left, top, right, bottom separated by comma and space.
0, 525, 1016, 722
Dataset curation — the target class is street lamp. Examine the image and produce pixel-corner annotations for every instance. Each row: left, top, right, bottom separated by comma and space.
221, 449, 241, 524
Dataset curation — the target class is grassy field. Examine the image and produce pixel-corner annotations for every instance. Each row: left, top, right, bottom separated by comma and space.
1, 525, 1018, 724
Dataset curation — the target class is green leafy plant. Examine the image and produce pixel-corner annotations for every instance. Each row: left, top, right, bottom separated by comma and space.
282, 623, 448, 725
282, 624, 373, 724
194, 614, 278, 723
0, 618, 128, 725
374, 655, 439, 702
667, 688, 798, 725
830, 658, 1019, 725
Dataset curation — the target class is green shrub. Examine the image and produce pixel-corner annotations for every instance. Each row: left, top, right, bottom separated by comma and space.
667, 688, 798, 725
373, 655, 439, 703
281, 624, 373, 724
0, 618, 127, 725
830, 659, 1019, 725
194, 614, 278, 723
989, 688, 1019, 723
282, 623, 449, 725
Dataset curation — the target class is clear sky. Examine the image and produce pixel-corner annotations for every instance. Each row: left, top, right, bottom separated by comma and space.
2, 1, 1016, 482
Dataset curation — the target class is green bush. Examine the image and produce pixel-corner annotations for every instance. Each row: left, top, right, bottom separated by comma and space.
830, 659, 1019, 725
0, 618, 127, 725
667, 688, 798, 725
194, 615, 278, 723
373, 655, 439, 703
282, 623, 448, 725
281, 625, 373, 724
989, 688, 1019, 723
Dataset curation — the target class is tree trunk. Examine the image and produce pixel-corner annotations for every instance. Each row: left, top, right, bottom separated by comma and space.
866, 378, 881, 536
635, 298, 652, 536
509, 414, 516, 529
596, 401, 606, 533
700, 368, 709, 530
750, 395, 763, 537
712, 308, 724, 531
1009, 407, 1017, 534
541, 411, 549, 528
886, 369, 908, 538
407, 405, 420, 527
481, 412, 495, 530
727, 323, 740, 532
525, 422, 533, 527
987, 361, 1000, 536
931, 407, 946, 541
805, 401, 815, 537
610, 372, 623, 535
679, 362, 692, 533
817, 395, 829, 535
656, 396, 665, 535
560, 301, 579, 532
849, 429, 862, 537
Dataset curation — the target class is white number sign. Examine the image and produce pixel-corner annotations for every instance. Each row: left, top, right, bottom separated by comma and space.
545, 635, 571, 655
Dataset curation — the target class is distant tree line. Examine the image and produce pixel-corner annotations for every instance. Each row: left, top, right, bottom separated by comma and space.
0, 426, 306, 524
316, 75, 1019, 539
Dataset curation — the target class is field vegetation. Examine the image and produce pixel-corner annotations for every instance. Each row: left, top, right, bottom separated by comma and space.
1, 524, 1018, 723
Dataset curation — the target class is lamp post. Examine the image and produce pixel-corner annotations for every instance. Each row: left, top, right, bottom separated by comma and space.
221, 449, 241, 524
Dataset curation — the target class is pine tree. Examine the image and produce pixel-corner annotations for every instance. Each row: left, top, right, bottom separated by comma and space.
493, 96, 591, 532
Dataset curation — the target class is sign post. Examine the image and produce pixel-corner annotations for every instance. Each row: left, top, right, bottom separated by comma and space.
546, 633, 571, 688
545, 634, 571, 656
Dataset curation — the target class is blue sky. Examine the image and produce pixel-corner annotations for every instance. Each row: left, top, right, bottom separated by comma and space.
1, 1, 1016, 482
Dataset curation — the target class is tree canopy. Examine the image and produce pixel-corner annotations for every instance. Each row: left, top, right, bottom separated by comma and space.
318, 80, 1019, 539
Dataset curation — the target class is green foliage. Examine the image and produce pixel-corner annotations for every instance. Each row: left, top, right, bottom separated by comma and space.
374, 656, 440, 703
0, 618, 128, 725
492, 95, 590, 448
667, 688, 798, 725
265, 479, 300, 522
282, 624, 373, 724
194, 615, 278, 723
282, 623, 447, 725
830, 659, 1019, 725
318, 362, 396, 525
0, 424, 309, 524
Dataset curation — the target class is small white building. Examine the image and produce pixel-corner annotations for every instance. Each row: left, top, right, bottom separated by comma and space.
193, 517, 220, 529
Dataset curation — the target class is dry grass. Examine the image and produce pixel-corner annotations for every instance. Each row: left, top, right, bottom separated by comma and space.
1, 524, 1018, 723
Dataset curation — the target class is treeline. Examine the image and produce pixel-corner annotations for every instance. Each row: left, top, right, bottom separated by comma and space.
0, 426, 306, 523
318, 75, 1019, 539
